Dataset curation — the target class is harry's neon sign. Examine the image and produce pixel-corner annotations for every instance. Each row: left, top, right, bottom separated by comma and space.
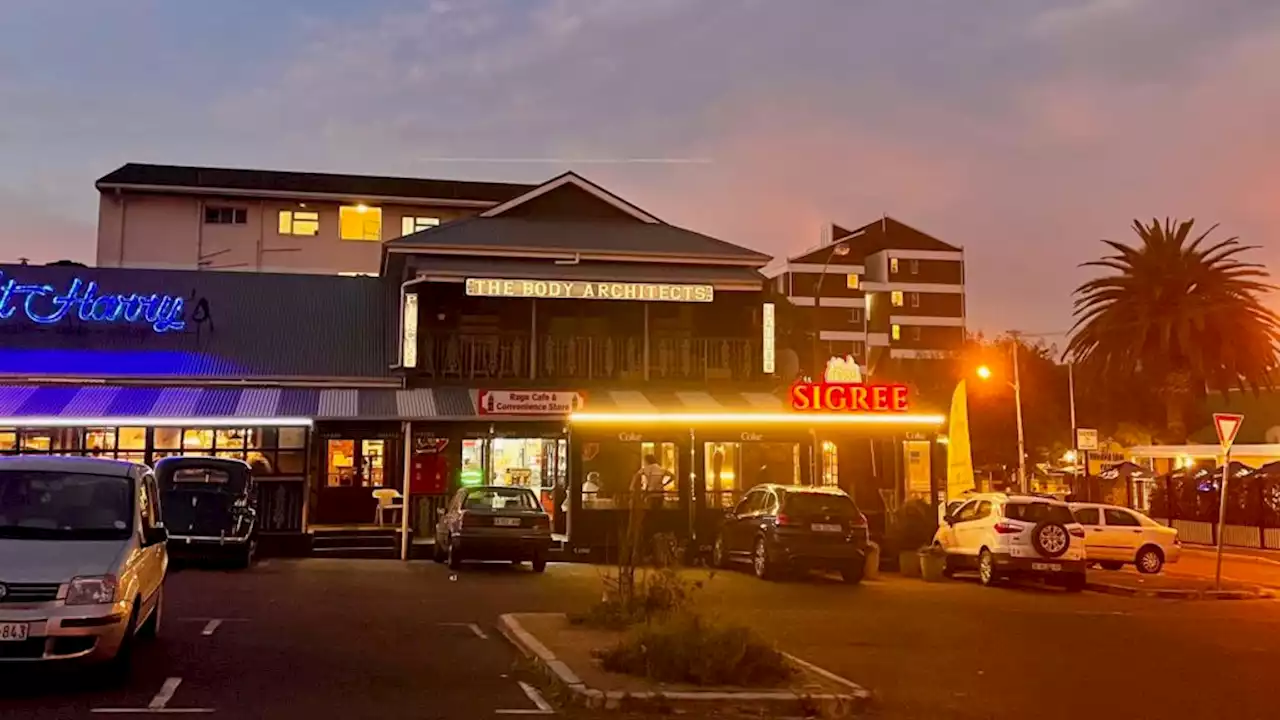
0, 273, 186, 333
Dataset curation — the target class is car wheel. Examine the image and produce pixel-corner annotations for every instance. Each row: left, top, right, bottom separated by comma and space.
531, 554, 547, 573
1063, 572, 1087, 592
1099, 561, 1124, 571
104, 605, 139, 685
712, 536, 729, 569
753, 538, 777, 580
978, 549, 1000, 587
137, 588, 162, 640
840, 556, 865, 585
447, 540, 463, 571
1135, 545, 1164, 574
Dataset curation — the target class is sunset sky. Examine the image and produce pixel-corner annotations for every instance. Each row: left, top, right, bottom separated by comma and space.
1, 0, 1277, 335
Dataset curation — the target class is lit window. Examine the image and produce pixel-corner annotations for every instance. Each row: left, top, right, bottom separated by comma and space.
278, 210, 320, 236
909, 259, 920, 275
845, 274, 859, 290
910, 292, 921, 308
891, 290, 904, 307
892, 324, 901, 341
205, 207, 247, 225
890, 258, 899, 274
401, 216, 441, 236
340, 205, 382, 241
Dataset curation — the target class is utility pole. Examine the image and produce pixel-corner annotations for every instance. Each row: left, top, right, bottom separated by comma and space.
1011, 337, 1028, 492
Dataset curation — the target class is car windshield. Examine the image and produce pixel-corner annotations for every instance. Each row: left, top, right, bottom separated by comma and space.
0, 470, 133, 540
1004, 501, 1075, 525
463, 488, 538, 511
783, 492, 860, 516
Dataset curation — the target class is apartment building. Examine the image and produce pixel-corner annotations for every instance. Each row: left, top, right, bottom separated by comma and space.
765, 216, 966, 375
95, 163, 536, 275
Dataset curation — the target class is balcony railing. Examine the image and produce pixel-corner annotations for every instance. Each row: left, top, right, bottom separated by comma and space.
418, 332, 757, 382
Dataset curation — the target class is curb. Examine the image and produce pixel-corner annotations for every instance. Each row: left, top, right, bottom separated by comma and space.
1086, 581, 1275, 600
498, 613, 872, 717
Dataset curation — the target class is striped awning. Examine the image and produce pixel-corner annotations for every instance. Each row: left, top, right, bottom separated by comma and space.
580, 389, 787, 413
0, 385, 478, 423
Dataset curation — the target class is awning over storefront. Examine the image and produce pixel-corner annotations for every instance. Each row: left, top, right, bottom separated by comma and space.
0, 385, 477, 425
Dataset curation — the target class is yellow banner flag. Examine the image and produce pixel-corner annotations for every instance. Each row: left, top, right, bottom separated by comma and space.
947, 380, 975, 499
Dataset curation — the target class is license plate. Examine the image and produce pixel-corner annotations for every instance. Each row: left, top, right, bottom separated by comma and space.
493, 517, 521, 527
811, 523, 842, 533
1031, 562, 1062, 572
0, 622, 29, 642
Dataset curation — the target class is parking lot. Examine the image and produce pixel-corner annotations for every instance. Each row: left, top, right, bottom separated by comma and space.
3, 557, 1280, 720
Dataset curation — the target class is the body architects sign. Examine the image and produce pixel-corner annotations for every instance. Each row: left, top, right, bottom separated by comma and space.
465, 278, 714, 302
0, 272, 186, 333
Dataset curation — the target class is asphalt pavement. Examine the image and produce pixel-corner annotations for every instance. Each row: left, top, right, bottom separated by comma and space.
2, 557, 1279, 720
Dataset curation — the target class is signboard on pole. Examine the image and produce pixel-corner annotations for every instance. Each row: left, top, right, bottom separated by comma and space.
1214, 413, 1244, 451
1075, 428, 1099, 451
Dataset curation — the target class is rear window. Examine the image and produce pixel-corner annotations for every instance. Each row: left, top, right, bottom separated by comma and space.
1004, 501, 1075, 524
463, 488, 538, 511
173, 468, 230, 484
782, 492, 859, 516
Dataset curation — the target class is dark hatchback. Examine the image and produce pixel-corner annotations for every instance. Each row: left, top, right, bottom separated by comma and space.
712, 484, 870, 583
433, 486, 552, 572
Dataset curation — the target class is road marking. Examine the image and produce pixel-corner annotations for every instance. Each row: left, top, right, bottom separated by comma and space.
519, 681, 554, 711
437, 622, 489, 639
92, 677, 215, 714
201, 620, 222, 636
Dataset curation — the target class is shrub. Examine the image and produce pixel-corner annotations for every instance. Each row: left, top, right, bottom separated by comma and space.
597, 611, 793, 687
573, 566, 704, 630
889, 498, 938, 552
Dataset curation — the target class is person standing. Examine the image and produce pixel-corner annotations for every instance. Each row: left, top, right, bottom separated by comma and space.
634, 454, 672, 510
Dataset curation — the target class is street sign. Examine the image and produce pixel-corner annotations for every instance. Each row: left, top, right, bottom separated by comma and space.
1075, 428, 1099, 451
1214, 413, 1245, 451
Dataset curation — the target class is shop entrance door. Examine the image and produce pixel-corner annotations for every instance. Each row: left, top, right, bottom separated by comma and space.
315, 438, 391, 525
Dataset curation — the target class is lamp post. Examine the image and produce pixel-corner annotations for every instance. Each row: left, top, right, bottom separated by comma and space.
977, 351, 1027, 492
810, 229, 867, 376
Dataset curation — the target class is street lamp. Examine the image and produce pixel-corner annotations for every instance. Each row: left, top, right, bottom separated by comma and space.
976, 353, 1027, 492
811, 233, 862, 375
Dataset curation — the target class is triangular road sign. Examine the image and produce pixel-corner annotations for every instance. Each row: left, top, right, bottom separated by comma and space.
1214, 413, 1245, 451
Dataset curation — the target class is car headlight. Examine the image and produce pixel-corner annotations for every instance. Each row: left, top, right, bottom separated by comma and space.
66, 575, 118, 606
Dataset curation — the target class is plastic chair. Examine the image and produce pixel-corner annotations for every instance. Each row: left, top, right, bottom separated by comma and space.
372, 488, 404, 526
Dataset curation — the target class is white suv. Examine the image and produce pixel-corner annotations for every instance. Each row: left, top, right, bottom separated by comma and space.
933, 493, 1087, 591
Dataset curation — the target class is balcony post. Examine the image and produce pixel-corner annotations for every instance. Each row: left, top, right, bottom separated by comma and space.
530, 298, 538, 380
643, 303, 651, 382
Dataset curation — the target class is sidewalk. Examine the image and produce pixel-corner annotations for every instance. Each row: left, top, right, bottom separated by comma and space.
1087, 567, 1273, 600
1167, 547, 1280, 589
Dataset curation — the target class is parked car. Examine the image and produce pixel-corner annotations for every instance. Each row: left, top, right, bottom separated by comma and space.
1069, 502, 1180, 574
434, 486, 551, 572
712, 485, 870, 583
0, 456, 168, 677
155, 456, 257, 568
933, 492, 1087, 590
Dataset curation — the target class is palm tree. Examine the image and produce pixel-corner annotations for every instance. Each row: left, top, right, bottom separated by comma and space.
1066, 218, 1280, 442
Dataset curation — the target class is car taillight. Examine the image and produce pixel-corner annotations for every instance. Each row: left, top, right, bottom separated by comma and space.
993, 521, 1022, 534
533, 515, 550, 529
776, 513, 793, 526
1069, 526, 1086, 538
460, 511, 481, 527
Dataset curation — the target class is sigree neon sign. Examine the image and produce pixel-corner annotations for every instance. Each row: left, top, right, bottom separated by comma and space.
0, 272, 186, 333
790, 354, 909, 412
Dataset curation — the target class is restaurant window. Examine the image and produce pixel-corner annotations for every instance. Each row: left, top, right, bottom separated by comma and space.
821, 441, 839, 487
0, 426, 305, 473
580, 439, 680, 509
339, 205, 382, 241
0, 431, 16, 452
703, 440, 802, 508
278, 210, 320, 236
401, 216, 440, 236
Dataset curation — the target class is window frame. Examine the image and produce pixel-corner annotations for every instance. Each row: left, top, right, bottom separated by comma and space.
278, 210, 320, 236
890, 258, 899, 274
401, 216, 441, 236
340, 205, 383, 242
1103, 508, 1142, 527
909, 292, 921, 308
890, 290, 904, 307
204, 206, 248, 225
1073, 507, 1101, 525
845, 273, 859, 290
891, 324, 901, 341
909, 258, 920, 274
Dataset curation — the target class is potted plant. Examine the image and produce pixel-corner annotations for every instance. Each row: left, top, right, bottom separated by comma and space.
889, 499, 938, 578
919, 544, 948, 582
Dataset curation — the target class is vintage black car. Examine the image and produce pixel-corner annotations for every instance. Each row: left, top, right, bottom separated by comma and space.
155, 456, 257, 567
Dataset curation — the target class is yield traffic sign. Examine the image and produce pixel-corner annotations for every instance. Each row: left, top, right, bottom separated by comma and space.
1213, 413, 1244, 451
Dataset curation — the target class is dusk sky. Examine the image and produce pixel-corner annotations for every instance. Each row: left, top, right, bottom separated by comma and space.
2, 0, 1277, 336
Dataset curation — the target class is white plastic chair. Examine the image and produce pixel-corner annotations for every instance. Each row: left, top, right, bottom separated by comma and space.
372, 488, 404, 526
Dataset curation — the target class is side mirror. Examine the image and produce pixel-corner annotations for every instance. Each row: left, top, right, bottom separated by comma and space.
145, 524, 169, 546
942, 514, 956, 526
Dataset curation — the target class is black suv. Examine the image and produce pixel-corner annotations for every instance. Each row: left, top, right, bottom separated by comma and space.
712, 485, 870, 583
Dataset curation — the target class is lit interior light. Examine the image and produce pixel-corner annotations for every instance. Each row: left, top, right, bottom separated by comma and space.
356, 204, 369, 213
0, 416, 315, 428
570, 412, 945, 426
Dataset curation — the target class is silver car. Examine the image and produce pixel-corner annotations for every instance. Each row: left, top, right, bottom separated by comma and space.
0, 456, 168, 677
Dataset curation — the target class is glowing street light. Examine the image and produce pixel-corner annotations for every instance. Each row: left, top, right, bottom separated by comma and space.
1063, 450, 1078, 464
976, 365, 993, 380
975, 358, 1027, 492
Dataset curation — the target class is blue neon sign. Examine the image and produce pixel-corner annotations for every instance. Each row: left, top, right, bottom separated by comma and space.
0, 272, 186, 333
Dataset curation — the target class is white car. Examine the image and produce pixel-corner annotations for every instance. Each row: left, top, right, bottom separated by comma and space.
933, 492, 1088, 591
1068, 502, 1180, 574
0, 456, 168, 679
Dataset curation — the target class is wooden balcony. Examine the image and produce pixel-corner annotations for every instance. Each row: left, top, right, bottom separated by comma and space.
417, 332, 757, 383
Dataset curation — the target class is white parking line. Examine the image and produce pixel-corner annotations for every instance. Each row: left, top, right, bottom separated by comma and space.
437, 622, 489, 639
92, 676, 215, 714
150, 678, 184, 709
494, 681, 556, 714
201, 620, 222, 636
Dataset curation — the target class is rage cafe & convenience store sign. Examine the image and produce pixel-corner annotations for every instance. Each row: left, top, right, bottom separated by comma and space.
465, 278, 714, 303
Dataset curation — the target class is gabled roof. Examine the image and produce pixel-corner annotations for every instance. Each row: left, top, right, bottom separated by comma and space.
386, 172, 770, 266
96, 163, 534, 206
787, 216, 961, 265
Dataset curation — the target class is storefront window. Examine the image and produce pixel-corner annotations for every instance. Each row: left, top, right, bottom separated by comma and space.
326, 440, 356, 487
0, 431, 15, 452
0, 425, 307, 474
460, 439, 485, 486
21, 430, 53, 452
362, 440, 386, 487
581, 440, 679, 509
821, 441, 839, 487
702, 441, 801, 508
